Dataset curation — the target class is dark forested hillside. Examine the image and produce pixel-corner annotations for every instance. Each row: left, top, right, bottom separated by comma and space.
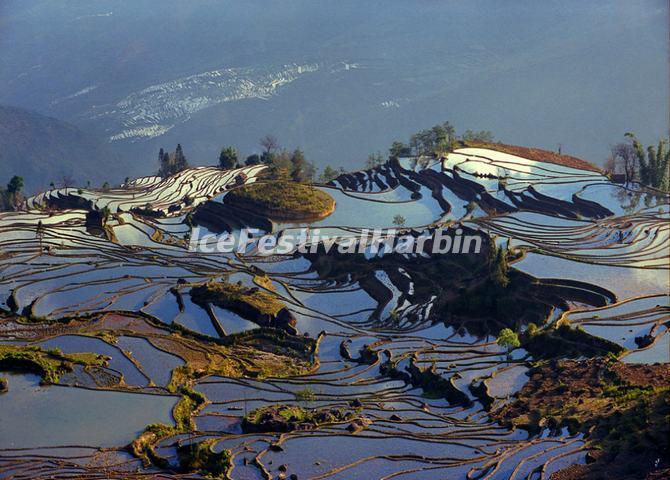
0, 105, 120, 194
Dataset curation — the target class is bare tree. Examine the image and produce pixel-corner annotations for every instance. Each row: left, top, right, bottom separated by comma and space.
61, 175, 75, 192
611, 142, 638, 183
260, 134, 279, 155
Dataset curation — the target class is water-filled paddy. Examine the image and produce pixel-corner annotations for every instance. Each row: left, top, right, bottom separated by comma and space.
0, 149, 668, 479
0, 374, 177, 448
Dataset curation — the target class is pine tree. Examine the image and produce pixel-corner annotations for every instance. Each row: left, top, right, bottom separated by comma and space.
5, 176, 23, 209
245, 154, 261, 166
266, 149, 292, 180
174, 144, 188, 171
304, 161, 316, 182
157, 148, 169, 177
7, 176, 23, 195
157, 145, 190, 177
319, 166, 338, 183
488, 242, 509, 288
218, 146, 238, 170
290, 149, 307, 182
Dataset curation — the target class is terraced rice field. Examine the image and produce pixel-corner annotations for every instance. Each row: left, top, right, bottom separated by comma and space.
0, 147, 667, 479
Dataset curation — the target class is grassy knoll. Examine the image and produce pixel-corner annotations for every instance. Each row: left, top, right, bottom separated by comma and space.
224, 181, 335, 220
0, 344, 108, 383
492, 358, 669, 479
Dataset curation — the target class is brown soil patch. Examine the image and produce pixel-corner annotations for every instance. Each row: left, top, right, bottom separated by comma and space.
492, 358, 669, 480
461, 141, 602, 173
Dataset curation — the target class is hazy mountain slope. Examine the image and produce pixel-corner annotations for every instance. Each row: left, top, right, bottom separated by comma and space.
0, 105, 122, 193
0, 1, 666, 176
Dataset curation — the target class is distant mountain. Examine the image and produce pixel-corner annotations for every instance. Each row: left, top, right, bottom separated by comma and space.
1, 2, 665, 174
0, 105, 121, 194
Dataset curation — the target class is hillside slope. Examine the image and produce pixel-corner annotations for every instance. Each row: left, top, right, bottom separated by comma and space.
0, 105, 121, 194
459, 141, 602, 173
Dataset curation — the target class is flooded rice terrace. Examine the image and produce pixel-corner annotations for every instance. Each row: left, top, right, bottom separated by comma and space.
0, 147, 668, 479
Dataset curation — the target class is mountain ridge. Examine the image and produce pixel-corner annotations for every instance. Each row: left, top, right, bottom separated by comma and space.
0, 105, 122, 194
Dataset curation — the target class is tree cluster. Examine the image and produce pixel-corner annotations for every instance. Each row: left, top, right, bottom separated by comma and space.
218, 146, 238, 170
606, 133, 670, 191
461, 129, 495, 143
256, 134, 316, 182
408, 121, 457, 156
379, 122, 495, 170
488, 240, 510, 288
627, 133, 669, 191
157, 144, 190, 178
317, 165, 345, 183
220, 135, 317, 182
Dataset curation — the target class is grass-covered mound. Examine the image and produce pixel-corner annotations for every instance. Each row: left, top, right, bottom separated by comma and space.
224, 181, 335, 220
0, 344, 108, 383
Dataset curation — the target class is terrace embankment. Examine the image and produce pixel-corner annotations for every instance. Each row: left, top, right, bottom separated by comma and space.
304, 228, 615, 336
223, 181, 335, 221
457, 140, 602, 173
242, 404, 357, 433
491, 358, 669, 479
189, 280, 298, 334
0, 344, 108, 384
331, 153, 611, 219
521, 322, 624, 359
192, 200, 272, 233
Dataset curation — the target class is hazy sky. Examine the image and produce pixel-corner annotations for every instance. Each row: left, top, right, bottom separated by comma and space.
0, 0, 667, 177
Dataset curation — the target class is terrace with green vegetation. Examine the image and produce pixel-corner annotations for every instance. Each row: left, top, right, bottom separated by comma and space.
223, 181, 335, 220
177, 439, 232, 479
0, 119, 668, 480
242, 404, 355, 433
190, 280, 285, 317
0, 344, 108, 383
491, 358, 669, 479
